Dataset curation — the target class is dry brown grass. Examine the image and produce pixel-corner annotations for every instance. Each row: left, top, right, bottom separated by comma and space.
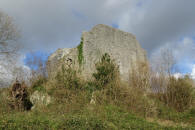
146, 117, 191, 128
130, 61, 151, 92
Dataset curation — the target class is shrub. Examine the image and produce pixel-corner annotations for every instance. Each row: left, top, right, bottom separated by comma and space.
93, 53, 119, 89
55, 65, 81, 90
160, 76, 194, 112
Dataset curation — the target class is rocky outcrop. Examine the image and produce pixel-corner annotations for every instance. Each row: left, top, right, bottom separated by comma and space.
47, 24, 147, 81
30, 91, 51, 109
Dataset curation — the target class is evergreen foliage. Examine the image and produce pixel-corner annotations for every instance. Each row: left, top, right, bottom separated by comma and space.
93, 53, 119, 89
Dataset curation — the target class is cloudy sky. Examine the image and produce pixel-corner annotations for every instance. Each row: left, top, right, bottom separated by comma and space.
0, 0, 195, 76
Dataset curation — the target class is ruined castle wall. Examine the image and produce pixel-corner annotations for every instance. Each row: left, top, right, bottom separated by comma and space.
81, 24, 147, 80
47, 24, 147, 81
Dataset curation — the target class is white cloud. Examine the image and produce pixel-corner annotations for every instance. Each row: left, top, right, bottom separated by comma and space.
191, 65, 195, 79
150, 37, 195, 73
0, 0, 194, 54
0, 53, 32, 88
173, 73, 183, 79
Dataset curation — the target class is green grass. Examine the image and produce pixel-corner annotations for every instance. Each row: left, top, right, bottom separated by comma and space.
32, 85, 46, 93
1, 84, 195, 129
0, 105, 193, 130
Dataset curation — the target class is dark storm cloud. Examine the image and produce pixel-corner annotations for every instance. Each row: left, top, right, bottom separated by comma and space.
0, 0, 135, 52
119, 0, 195, 53
0, 0, 195, 58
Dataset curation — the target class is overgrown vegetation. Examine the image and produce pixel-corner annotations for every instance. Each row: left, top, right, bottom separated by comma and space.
159, 76, 194, 112
77, 37, 84, 66
0, 53, 195, 129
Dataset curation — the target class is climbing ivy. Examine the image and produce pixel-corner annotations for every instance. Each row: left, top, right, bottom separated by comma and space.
77, 37, 84, 66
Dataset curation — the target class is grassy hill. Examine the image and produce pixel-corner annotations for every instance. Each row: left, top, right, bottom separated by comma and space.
0, 53, 195, 129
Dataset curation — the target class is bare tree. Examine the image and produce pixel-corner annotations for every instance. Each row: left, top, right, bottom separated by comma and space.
150, 48, 176, 93
0, 10, 19, 55
25, 52, 48, 85
0, 10, 20, 87
160, 48, 176, 75
12, 66, 31, 83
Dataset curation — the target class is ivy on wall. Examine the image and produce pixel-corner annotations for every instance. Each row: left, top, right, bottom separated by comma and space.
77, 37, 84, 66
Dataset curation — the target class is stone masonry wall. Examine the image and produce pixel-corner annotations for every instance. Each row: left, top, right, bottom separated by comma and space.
47, 24, 147, 81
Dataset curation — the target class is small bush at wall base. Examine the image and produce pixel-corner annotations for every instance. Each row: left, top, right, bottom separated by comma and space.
55, 65, 82, 90
93, 53, 119, 89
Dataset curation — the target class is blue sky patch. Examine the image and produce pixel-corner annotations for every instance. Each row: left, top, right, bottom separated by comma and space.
174, 61, 194, 74
24, 51, 50, 70
111, 23, 119, 29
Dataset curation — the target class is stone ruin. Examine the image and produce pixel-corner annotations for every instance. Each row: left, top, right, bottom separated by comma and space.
47, 24, 147, 81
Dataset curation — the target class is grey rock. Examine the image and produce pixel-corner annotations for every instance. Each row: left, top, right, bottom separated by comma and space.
30, 91, 51, 109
